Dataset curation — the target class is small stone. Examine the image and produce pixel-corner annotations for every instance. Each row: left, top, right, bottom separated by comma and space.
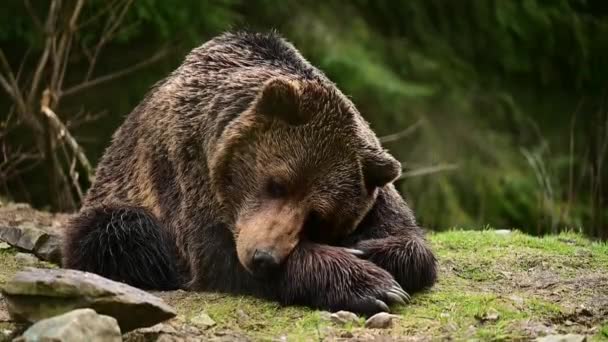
14, 308, 121, 342
236, 309, 249, 324
318, 311, 332, 322
330, 310, 359, 325
190, 312, 216, 329
15, 253, 39, 265
364, 312, 400, 329
2, 267, 176, 332
135, 323, 178, 335
499, 271, 513, 279
509, 295, 524, 307
575, 306, 593, 317
475, 308, 500, 322
557, 238, 578, 245
125, 323, 179, 341
494, 229, 512, 235
575, 249, 592, 257
536, 334, 587, 342
340, 331, 354, 338
0, 242, 10, 250
440, 312, 450, 318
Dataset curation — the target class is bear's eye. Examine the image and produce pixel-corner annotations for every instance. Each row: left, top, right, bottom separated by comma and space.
302, 210, 325, 242
265, 179, 288, 198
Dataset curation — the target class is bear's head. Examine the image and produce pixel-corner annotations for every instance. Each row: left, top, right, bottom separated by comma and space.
210, 77, 401, 276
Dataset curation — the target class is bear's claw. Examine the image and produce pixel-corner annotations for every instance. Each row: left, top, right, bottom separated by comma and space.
390, 279, 411, 302
346, 296, 390, 314
343, 248, 365, 256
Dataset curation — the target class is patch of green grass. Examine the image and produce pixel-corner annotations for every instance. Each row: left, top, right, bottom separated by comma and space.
166, 292, 329, 340
159, 229, 605, 340
1, 229, 606, 340
0, 247, 56, 286
430, 230, 608, 277
0, 248, 20, 286
592, 324, 608, 341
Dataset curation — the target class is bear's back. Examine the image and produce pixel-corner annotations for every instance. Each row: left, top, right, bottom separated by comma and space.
82, 32, 328, 212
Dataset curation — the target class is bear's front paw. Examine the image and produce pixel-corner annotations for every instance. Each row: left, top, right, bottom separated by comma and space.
337, 261, 410, 315
281, 243, 409, 315
352, 236, 437, 293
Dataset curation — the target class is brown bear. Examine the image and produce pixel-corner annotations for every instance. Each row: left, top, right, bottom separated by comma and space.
63, 31, 437, 315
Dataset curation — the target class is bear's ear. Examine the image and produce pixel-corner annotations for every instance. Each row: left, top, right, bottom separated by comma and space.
362, 150, 402, 190
254, 78, 308, 125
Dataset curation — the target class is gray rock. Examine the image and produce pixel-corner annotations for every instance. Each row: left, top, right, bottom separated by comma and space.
2, 267, 176, 332
14, 308, 121, 342
364, 312, 400, 329
125, 323, 179, 341
136, 323, 178, 335
536, 334, 587, 342
190, 312, 216, 329
0, 242, 11, 250
15, 252, 39, 265
0, 223, 61, 263
330, 311, 359, 325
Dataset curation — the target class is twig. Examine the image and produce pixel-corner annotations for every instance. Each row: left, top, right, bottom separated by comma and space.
84, 0, 133, 81
27, 0, 60, 109
399, 163, 459, 178
62, 47, 169, 96
0, 50, 42, 133
379, 119, 423, 144
40, 92, 95, 183
24, 0, 44, 32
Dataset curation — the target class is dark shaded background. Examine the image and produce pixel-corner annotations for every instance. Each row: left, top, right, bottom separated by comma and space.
1, 0, 607, 238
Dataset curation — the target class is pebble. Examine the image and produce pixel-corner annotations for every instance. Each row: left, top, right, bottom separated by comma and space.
364, 312, 400, 329
330, 310, 359, 325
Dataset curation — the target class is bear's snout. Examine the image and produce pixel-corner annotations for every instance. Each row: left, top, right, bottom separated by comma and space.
250, 249, 280, 275
235, 202, 305, 275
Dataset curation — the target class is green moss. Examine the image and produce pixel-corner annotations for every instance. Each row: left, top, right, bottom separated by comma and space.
592, 324, 608, 341
0, 248, 20, 286
2, 229, 607, 340
144, 230, 608, 340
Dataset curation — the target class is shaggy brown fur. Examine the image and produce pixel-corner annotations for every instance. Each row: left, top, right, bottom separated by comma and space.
63, 31, 437, 315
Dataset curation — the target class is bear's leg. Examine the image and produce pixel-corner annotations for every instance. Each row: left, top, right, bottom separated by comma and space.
63, 205, 181, 290
342, 185, 437, 294
278, 241, 409, 315
186, 224, 408, 315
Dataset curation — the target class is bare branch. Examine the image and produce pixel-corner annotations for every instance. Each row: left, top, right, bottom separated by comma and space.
67, 109, 108, 129
41, 91, 95, 183
77, 0, 123, 30
0, 50, 43, 133
0, 73, 13, 97
399, 163, 459, 179
54, 0, 85, 93
27, 0, 61, 109
84, 0, 133, 81
24, 0, 44, 32
379, 119, 423, 144
15, 47, 32, 85
62, 47, 170, 96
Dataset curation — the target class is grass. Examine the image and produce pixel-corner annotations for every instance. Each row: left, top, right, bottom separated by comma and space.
1, 229, 607, 340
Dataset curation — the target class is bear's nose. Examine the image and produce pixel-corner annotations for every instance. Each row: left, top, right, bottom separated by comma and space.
251, 249, 279, 275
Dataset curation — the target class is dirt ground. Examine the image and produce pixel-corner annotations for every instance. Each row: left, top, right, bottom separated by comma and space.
0, 202, 607, 341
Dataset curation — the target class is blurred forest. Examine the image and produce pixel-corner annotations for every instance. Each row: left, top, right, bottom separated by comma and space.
0, 0, 607, 238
